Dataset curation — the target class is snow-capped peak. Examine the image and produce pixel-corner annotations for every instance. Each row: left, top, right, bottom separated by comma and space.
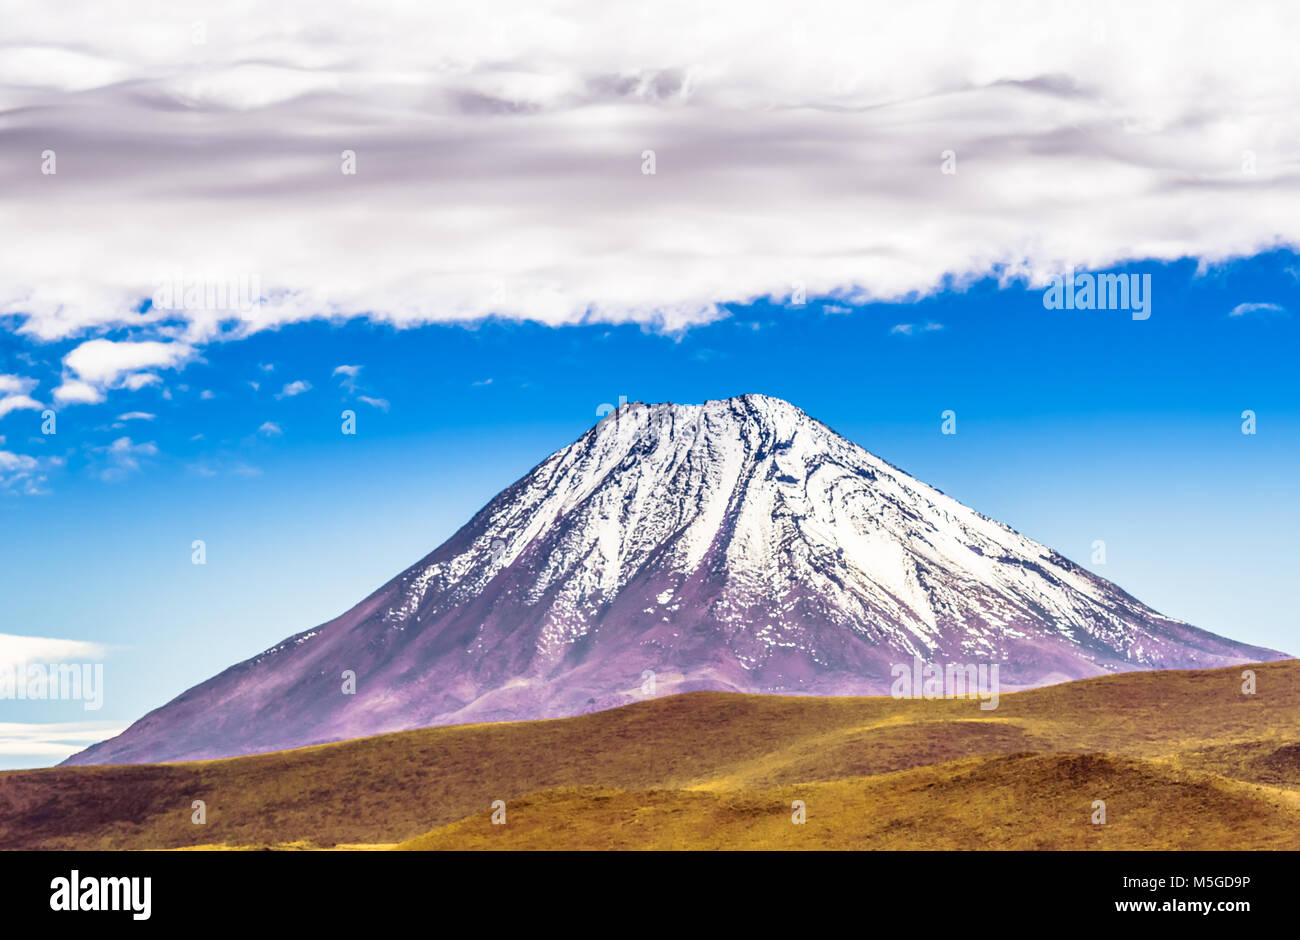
64, 395, 1287, 765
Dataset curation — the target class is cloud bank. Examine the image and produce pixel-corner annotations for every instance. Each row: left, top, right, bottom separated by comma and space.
0, 633, 109, 671
0, 722, 125, 758
1, 0, 1298, 351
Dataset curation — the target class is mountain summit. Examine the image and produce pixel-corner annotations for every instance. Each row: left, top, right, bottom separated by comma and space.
66, 394, 1286, 764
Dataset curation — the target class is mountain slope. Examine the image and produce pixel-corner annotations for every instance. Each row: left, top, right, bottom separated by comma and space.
11, 662, 1300, 849
65, 394, 1286, 765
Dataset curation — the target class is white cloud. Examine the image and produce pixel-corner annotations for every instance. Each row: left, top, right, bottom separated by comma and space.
52, 380, 104, 405
122, 372, 162, 391
0, 633, 108, 670
116, 411, 155, 421
0, 375, 37, 396
53, 339, 190, 406
0, 721, 124, 759
63, 339, 191, 386
333, 364, 362, 392
95, 436, 158, 481
1228, 302, 1287, 317
109, 437, 156, 456
0, 450, 39, 479
258, 421, 283, 437
0, 450, 58, 493
0, 0, 1298, 376
0, 375, 43, 419
0, 452, 35, 470
276, 380, 311, 399
358, 395, 390, 411
0, 394, 43, 418
890, 322, 944, 335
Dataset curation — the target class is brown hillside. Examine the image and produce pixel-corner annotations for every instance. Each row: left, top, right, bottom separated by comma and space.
1, 660, 1297, 850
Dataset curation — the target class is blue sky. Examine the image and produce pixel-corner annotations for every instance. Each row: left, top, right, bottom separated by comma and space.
1, 253, 1297, 768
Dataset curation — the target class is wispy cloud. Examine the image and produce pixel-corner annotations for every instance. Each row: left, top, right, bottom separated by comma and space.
1228, 302, 1287, 318
187, 458, 261, 479
0, 721, 124, 759
0, 450, 61, 494
122, 373, 162, 391
91, 437, 158, 482
890, 322, 944, 336
276, 380, 311, 399
333, 364, 362, 393
0, 376, 34, 396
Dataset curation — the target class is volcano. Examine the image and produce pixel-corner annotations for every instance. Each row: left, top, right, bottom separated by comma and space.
65, 394, 1286, 765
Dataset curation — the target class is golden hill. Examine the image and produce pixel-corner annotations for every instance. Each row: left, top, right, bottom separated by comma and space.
2, 660, 1298, 850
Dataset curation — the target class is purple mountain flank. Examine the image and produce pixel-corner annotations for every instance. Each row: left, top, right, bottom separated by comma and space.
66, 394, 1288, 765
